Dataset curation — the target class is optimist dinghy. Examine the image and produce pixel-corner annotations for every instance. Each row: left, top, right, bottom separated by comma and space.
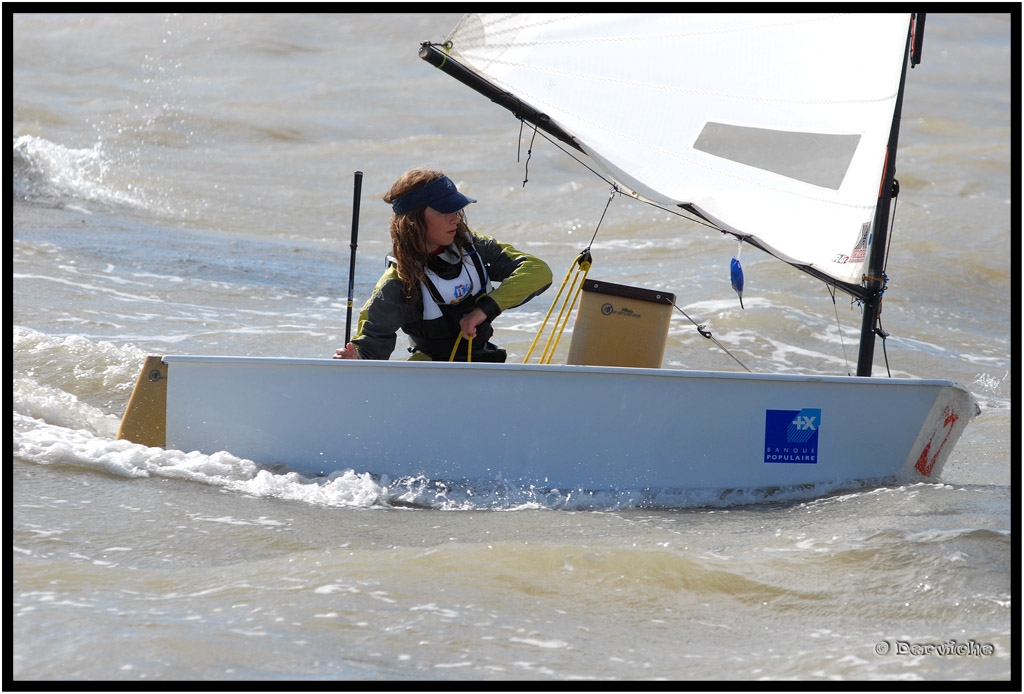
118, 13, 977, 495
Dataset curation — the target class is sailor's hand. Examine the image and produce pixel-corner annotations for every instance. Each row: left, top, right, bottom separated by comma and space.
459, 308, 487, 339
334, 342, 359, 359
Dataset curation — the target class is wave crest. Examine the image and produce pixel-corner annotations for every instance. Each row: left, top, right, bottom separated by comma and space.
13, 134, 148, 209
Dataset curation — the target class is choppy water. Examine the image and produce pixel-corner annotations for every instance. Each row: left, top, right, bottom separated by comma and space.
12, 12, 1013, 682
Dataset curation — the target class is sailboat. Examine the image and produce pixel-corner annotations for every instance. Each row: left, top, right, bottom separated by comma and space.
118, 13, 977, 495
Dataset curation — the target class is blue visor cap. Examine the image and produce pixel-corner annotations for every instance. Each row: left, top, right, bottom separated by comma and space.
390, 175, 477, 215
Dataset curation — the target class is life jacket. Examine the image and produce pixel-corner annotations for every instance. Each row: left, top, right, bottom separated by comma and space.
419, 244, 491, 320
392, 241, 506, 362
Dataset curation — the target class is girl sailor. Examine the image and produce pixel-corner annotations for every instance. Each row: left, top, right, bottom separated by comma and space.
334, 169, 551, 362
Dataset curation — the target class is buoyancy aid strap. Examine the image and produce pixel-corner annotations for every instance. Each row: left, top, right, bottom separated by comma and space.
464, 243, 489, 286
421, 274, 448, 305
524, 249, 592, 364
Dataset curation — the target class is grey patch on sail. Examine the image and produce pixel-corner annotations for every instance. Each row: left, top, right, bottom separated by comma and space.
693, 123, 860, 190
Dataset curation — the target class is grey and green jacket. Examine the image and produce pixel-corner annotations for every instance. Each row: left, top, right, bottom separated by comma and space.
350, 233, 551, 361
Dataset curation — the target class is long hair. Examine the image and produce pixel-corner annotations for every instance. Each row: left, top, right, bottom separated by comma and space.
383, 169, 473, 299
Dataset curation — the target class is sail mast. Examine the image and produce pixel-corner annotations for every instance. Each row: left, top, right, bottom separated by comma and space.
856, 14, 922, 377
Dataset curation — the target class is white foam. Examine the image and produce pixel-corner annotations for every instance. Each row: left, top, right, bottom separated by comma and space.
13, 378, 121, 438
13, 135, 149, 209
12, 411, 389, 506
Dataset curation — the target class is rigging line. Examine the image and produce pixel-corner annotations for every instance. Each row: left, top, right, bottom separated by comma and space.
589, 185, 617, 249
672, 302, 751, 372
883, 179, 900, 275
828, 284, 852, 376
877, 314, 892, 378
521, 123, 539, 187
437, 40, 453, 68
520, 118, 609, 184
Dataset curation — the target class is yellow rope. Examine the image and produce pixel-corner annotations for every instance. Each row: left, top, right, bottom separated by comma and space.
449, 333, 472, 362
523, 250, 592, 364
540, 264, 589, 364
523, 260, 576, 362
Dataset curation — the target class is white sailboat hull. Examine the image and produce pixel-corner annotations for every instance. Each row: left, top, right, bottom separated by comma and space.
152, 356, 976, 492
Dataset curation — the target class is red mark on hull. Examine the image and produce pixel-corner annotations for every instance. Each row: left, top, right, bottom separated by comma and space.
915, 406, 960, 477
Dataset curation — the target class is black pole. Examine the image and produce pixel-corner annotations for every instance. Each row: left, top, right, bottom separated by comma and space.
345, 171, 363, 345
856, 17, 918, 377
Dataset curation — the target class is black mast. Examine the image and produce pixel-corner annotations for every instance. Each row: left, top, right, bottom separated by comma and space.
856, 14, 923, 377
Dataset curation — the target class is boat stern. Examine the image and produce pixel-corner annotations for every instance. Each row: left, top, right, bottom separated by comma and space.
117, 355, 168, 447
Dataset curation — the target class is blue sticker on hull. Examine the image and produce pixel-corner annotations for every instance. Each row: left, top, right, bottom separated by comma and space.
764, 408, 821, 463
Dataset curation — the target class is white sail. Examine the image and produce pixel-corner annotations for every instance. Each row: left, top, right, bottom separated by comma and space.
441, 13, 912, 287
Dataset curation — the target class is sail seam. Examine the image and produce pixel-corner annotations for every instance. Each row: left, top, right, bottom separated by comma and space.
455, 54, 899, 107
457, 13, 859, 47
